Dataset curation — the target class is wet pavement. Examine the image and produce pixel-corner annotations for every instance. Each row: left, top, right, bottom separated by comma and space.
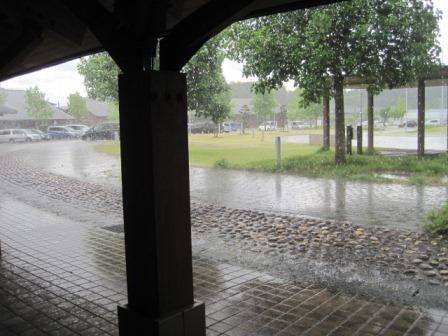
1, 141, 448, 335
5, 141, 448, 230
1, 192, 448, 335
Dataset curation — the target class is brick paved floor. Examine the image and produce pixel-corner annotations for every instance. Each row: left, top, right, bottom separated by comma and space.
1, 197, 448, 335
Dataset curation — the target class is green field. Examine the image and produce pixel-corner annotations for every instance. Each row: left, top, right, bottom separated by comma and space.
95, 130, 448, 185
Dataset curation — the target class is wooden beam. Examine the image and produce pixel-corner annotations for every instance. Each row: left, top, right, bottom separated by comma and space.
246, 0, 347, 19
60, 0, 143, 72
0, 22, 42, 76
160, 0, 255, 71
2, 0, 87, 46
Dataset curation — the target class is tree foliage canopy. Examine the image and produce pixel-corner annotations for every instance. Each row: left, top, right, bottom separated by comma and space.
226, 0, 441, 102
226, 0, 441, 163
78, 36, 231, 126
287, 88, 321, 123
67, 92, 87, 120
182, 37, 231, 125
78, 53, 120, 102
25, 86, 53, 127
252, 91, 276, 120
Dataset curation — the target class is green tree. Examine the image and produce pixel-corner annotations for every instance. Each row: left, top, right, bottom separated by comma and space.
78, 37, 231, 135
25, 86, 53, 128
239, 104, 250, 134
78, 53, 119, 102
277, 105, 288, 130
183, 37, 231, 135
288, 88, 321, 126
0, 91, 6, 106
379, 107, 391, 126
253, 90, 276, 129
107, 101, 119, 121
67, 92, 87, 121
227, 0, 441, 163
389, 96, 406, 122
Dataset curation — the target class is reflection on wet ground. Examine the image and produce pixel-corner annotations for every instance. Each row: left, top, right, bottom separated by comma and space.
1, 197, 448, 336
8, 141, 448, 231
190, 167, 448, 231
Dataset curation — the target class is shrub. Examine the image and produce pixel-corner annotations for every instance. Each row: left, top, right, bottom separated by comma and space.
214, 158, 229, 168
423, 203, 448, 234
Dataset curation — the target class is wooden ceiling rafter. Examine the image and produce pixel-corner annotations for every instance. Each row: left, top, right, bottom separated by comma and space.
160, 0, 255, 71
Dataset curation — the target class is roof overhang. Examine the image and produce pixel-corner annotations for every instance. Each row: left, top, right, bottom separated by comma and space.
0, 0, 345, 81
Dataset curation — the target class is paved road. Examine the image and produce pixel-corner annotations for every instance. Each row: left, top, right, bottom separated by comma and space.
3, 140, 448, 230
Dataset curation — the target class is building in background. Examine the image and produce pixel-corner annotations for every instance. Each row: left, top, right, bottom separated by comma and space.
0, 88, 73, 129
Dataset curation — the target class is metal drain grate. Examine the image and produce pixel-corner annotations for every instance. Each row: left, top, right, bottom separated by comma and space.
102, 225, 124, 233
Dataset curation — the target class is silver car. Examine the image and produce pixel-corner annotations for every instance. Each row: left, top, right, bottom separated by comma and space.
0, 129, 27, 143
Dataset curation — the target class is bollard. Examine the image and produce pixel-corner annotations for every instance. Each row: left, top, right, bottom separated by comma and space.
346, 126, 353, 155
275, 136, 281, 169
357, 125, 363, 155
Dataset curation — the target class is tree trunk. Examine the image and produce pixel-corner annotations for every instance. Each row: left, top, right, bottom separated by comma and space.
334, 77, 346, 164
367, 91, 374, 153
322, 95, 330, 151
417, 79, 425, 159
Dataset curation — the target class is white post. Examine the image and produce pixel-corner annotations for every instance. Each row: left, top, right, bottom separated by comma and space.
275, 136, 281, 169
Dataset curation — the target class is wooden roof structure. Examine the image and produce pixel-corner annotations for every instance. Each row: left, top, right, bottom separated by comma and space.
345, 66, 448, 89
0, 0, 343, 81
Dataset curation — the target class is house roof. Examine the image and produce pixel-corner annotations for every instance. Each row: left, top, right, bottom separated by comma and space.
85, 98, 109, 117
0, 0, 342, 81
0, 88, 74, 121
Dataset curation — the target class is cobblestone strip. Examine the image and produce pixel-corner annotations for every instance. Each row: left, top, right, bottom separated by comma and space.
3, 153, 448, 288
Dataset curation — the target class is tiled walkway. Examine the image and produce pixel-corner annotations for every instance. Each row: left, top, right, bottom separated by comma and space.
1, 197, 448, 335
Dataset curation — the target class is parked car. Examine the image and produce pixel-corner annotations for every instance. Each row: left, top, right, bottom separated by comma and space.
290, 121, 311, 130
65, 124, 90, 137
398, 120, 417, 128
426, 119, 440, 126
23, 129, 42, 142
222, 121, 239, 133
189, 121, 215, 134
82, 122, 120, 140
259, 121, 277, 131
47, 126, 77, 139
0, 129, 27, 143
28, 129, 51, 140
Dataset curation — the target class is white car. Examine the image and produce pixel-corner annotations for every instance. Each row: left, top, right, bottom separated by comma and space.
23, 129, 42, 142
291, 121, 311, 130
65, 124, 90, 137
0, 129, 27, 143
259, 121, 277, 131
426, 119, 440, 126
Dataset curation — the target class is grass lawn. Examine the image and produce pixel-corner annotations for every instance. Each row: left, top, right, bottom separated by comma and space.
95, 131, 448, 185
189, 131, 320, 167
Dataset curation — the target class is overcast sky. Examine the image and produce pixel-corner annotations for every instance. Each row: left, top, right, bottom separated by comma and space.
1, 0, 447, 105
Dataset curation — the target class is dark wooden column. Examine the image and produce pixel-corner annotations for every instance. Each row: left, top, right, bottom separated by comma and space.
417, 79, 425, 159
322, 95, 330, 150
117, 70, 205, 336
367, 91, 374, 153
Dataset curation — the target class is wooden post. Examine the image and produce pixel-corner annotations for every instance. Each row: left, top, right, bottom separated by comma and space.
275, 136, 281, 169
357, 125, 363, 155
417, 79, 425, 159
346, 125, 353, 155
367, 91, 374, 153
117, 71, 205, 336
322, 95, 330, 150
